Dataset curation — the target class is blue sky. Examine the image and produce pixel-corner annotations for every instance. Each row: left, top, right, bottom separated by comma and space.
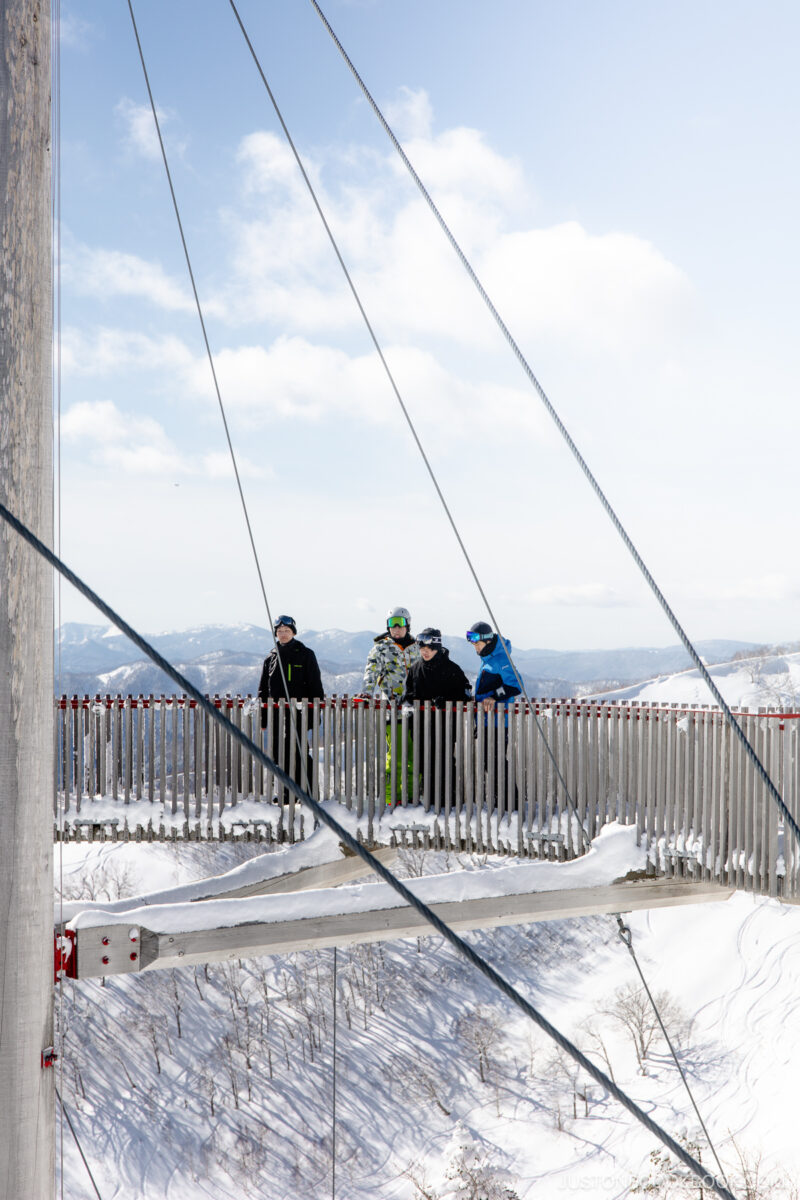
56, 1, 800, 650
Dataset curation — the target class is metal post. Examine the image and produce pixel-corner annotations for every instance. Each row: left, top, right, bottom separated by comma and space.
0, 1, 54, 1196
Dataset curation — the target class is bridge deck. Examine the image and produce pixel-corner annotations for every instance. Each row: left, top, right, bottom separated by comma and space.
54, 694, 800, 900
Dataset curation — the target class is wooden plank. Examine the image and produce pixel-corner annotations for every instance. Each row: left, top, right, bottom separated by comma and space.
76, 878, 736, 978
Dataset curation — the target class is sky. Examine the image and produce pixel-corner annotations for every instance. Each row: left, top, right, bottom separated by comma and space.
54, 0, 800, 651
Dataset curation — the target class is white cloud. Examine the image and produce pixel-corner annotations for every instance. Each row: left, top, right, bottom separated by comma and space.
482, 221, 692, 355
60, 326, 194, 376
115, 98, 189, 163
64, 246, 196, 312
61, 400, 189, 476
236, 131, 315, 200
221, 107, 689, 361
115, 98, 168, 162
384, 87, 434, 140
59, 14, 95, 50
689, 575, 800, 604
396, 124, 525, 206
528, 583, 630, 608
180, 334, 548, 440
201, 451, 267, 480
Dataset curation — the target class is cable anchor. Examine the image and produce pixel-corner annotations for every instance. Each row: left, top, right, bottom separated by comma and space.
615, 913, 633, 950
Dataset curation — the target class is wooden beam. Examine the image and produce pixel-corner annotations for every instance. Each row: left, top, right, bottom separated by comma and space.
191, 846, 399, 901
73, 879, 733, 978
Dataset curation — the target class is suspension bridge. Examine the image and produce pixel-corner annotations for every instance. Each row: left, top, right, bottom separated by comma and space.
55, 693, 800, 899
0, 1, 786, 1197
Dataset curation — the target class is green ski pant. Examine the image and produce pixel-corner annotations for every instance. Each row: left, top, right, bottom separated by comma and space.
385, 725, 416, 805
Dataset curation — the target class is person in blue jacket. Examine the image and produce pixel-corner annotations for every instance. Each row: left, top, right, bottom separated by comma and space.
466, 621, 521, 712
466, 620, 521, 812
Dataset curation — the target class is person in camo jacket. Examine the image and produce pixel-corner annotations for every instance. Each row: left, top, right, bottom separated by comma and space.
362, 606, 421, 803
362, 606, 421, 700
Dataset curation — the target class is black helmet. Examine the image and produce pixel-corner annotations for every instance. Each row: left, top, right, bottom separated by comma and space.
273, 614, 297, 635
466, 621, 493, 644
417, 627, 443, 648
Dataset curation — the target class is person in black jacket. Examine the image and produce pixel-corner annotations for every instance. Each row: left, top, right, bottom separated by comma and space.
403, 628, 472, 805
258, 615, 324, 803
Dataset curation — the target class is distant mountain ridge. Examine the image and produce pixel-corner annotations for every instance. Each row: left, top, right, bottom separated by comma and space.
55, 623, 763, 699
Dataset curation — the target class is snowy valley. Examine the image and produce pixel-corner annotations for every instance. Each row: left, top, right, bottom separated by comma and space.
54, 635, 800, 1199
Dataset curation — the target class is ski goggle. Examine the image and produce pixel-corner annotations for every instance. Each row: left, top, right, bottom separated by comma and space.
274, 615, 295, 629
466, 630, 489, 643
418, 634, 441, 647
387, 616, 409, 628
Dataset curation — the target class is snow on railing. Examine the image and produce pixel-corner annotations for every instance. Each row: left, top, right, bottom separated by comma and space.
53, 696, 800, 897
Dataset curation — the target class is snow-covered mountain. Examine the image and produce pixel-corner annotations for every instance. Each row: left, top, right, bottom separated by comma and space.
55, 622, 762, 699
595, 645, 800, 709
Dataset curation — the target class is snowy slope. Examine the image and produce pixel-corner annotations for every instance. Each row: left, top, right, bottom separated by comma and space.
596, 647, 800, 709
52, 651, 800, 1199
55, 834, 800, 1199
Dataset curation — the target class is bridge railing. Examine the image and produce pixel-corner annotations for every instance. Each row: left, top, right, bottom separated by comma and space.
54, 696, 800, 897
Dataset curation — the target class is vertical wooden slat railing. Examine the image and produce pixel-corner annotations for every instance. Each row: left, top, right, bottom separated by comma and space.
51, 695, 800, 898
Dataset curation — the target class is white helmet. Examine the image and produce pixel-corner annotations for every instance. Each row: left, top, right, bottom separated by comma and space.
386, 605, 411, 629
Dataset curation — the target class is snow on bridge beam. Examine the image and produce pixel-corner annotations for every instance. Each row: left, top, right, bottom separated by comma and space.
66, 875, 734, 980
57, 841, 399, 929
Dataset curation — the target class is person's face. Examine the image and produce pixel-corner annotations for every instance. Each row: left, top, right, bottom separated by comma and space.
389, 622, 408, 641
472, 640, 487, 655
275, 624, 294, 644
419, 644, 438, 660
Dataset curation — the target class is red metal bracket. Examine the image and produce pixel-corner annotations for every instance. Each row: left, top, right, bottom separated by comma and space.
41, 1046, 58, 1069
54, 929, 77, 983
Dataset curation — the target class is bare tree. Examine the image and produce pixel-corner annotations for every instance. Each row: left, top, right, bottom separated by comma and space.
402, 1158, 441, 1200
386, 1053, 452, 1116
579, 1016, 617, 1082
603, 983, 686, 1072
454, 1006, 506, 1085
57, 857, 138, 903
444, 1140, 520, 1200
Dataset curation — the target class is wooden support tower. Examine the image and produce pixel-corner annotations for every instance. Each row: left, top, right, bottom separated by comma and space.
0, 1, 54, 1196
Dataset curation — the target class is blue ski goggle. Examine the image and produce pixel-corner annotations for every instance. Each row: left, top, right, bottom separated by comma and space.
466, 630, 488, 644
274, 615, 295, 629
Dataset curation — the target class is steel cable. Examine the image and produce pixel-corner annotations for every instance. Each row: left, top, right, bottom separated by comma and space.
308, 0, 800, 857
614, 915, 730, 1191
227, 0, 590, 853
0, 498, 737, 1200
56, 1086, 104, 1200
126, 0, 312, 799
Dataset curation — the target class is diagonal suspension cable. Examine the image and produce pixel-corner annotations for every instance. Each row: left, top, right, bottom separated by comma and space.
227, 0, 591, 853
308, 0, 800, 856
0, 499, 737, 1200
614, 915, 730, 1191
126, 0, 311, 796
56, 1086, 103, 1200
